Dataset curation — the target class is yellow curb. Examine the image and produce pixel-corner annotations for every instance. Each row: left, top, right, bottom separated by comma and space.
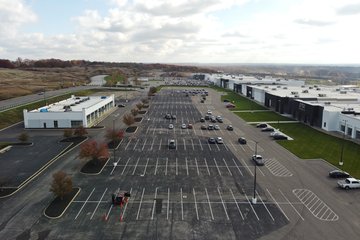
80, 157, 110, 176
44, 187, 81, 219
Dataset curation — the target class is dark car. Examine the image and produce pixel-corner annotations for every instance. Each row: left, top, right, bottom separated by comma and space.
223, 99, 230, 102
201, 125, 207, 130
200, 117, 205, 122
273, 134, 288, 140
208, 137, 216, 144
329, 170, 350, 178
171, 115, 176, 120
238, 137, 247, 144
208, 125, 214, 130
217, 118, 223, 123
226, 104, 235, 108
256, 123, 267, 128
205, 115, 210, 120
226, 125, 233, 131
118, 104, 126, 107
112, 191, 131, 206
261, 127, 275, 132
168, 139, 176, 149
165, 113, 171, 119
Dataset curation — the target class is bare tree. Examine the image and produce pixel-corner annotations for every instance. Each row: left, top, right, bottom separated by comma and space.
79, 140, 109, 164
50, 171, 73, 200
74, 126, 87, 137
131, 108, 139, 116
105, 129, 124, 143
123, 114, 135, 126
63, 129, 73, 138
18, 132, 29, 143
141, 98, 149, 104
136, 103, 143, 110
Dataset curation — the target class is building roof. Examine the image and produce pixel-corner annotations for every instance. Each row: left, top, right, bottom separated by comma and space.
31, 95, 111, 113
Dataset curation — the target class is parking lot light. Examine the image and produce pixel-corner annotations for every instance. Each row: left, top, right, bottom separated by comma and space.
252, 141, 258, 204
339, 120, 347, 166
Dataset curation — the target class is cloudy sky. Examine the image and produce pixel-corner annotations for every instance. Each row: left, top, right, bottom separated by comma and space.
1, 0, 360, 64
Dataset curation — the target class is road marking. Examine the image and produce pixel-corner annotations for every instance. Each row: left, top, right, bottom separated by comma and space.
121, 188, 133, 220
205, 188, 214, 220
125, 139, 132, 150
265, 158, 293, 177
121, 157, 131, 175
207, 141, 212, 150
232, 158, 243, 176
195, 157, 200, 175
230, 142, 237, 152
132, 157, 140, 175
159, 138, 162, 150
279, 189, 304, 221
165, 157, 168, 175
142, 139, 147, 151
213, 158, 222, 176
191, 139, 195, 150
110, 157, 121, 175
256, 190, 274, 221
240, 158, 253, 177
154, 157, 159, 175
142, 158, 149, 175
229, 188, 244, 220
223, 143, 229, 151
293, 189, 338, 221
266, 188, 289, 221
136, 188, 145, 220
217, 188, 229, 220
193, 188, 199, 220
183, 139, 186, 150
243, 188, 259, 221
167, 188, 170, 220
75, 188, 95, 220
198, 139, 203, 151
176, 158, 178, 175
215, 143, 220, 151
204, 158, 211, 175
151, 187, 158, 220
90, 188, 107, 220
185, 157, 189, 175
133, 139, 140, 150
223, 158, 232, 176
180, 188, 184, 220
146, 126, 150, 134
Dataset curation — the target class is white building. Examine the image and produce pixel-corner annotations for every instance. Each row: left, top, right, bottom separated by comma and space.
23, 95, 115, 128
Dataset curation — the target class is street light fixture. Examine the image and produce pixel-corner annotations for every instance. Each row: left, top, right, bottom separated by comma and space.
112, 113, 119, 169
252, 141, 258, 204
339, 120, 347, 166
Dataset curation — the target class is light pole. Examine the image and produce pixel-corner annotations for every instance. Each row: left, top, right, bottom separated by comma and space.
113, 118, 117, 168
278, 99, 281, 130
339, 120, 347, 166
252, 141, 258, 204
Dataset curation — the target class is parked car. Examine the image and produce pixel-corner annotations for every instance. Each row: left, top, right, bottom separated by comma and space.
261, 127, 275, 132
187, 124, 193, 129
208, 137, 216, 144
226, 125, 233, 131
168, 139, 176, 149
165, 113, 171, 119
200, 117, 205, 122
208, 125, 214, 130
181, 123, 187, 129
252, 155, 264, 166
216, 137, 224, 144
200, 100, 204, 103
207, 110, 212, 115
214, 125, 220, 130
171, 115, 176, 120
273, 134, 288, 140
223, 99, 230, 102
217, 118, 223, 123
205, 115, 210, 120
201, 125, 207, 130
329, 170, 350, 178
118, 104, 126, 107
168, 124, 174, 129
238, 137, 247, 144
256, 123, 267, 128
270, 131, 281, 137
226, 103, 235, 108
338, 178, 360, 189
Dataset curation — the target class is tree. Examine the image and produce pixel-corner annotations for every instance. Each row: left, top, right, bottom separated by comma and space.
50, 171, 72, 200
18, 132, 29, 143
74, 126, 87, 137
131, 108, 139, 116
79, 140, 109, 164
148, 86, 157, 96
141, 98, 149, 104
123, 114, 135, 126
136, 103, 143, 110
105, 129, 124, 143
63, 129, 73, 138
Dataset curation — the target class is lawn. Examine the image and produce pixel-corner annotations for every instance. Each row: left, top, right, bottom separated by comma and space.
277, 123, 360, 178
235, 111, 293, 122
220, 91, 267, 111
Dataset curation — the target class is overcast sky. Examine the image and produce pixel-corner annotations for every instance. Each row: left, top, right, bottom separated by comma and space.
1, 0, 360, 64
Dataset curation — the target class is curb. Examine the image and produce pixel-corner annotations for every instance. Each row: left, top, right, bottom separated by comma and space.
80, 157, 110, 176
44, 187, 81, 219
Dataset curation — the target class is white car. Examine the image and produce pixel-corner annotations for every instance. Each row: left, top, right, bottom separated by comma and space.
181, 123, 187, 129
207, 110, 212, 115
214, 125, 220, 130
216, 137, 223, 144
338, 178, 360, 189
168, 124, 174, 129
252, 155, 264, 166
270, 131, 281, 137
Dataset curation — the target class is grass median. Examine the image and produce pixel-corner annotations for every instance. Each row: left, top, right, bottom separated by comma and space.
277, 123, 360, 177
235, 111, 293, 122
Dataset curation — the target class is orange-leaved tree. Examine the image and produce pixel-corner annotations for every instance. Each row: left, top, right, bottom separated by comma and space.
79, 140, 109, 165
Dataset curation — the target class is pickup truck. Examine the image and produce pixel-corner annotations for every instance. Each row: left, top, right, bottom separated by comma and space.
337, 178, 360, 189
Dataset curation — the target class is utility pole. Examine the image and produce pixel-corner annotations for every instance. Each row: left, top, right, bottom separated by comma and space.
252, 141, 258, 204
339, 120, 347, 166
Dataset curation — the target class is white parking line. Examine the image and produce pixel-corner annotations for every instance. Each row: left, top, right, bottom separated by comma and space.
198, 139, 203, 151
136, 188, 145, 220
279, 189, 304, 221
167, 188, 170, 220
165, 157, 168, 175
240, 158, 253, 177
217, 188, 229, 220
223, 143, 229, 151
229, 188, 244, 220
213, 158, 222, 176
151, 187, 158, 220
183, 139, 186, 150
90, 188, 107, 220
110, 157, 121, 175
180, 188, 184, 220
121, 188, 133, 220
132, 157, 140, 175
185, 157, 189, 175
195, 157, 200, 175
176, 158, 178, 175
154, 157, 159, 175
215, 143, 220, 151
159, 138, 162, 150
125, 139, 132, 150
146, 126, 150, 134
243, 189, 260, 221
266, 188, 289, 221
150, 137, 155, 151
75, 188, 95, 220
256, 190, 274, 221
204, 158, 211, 175
223, 158, 232, 176
231, 158, 243, 176
205, 188, 214, 220
230, 142, 237, 152
133, 139, 140, 150
121, 157, 131, 175
142, 139, 147, 151
193, 188, 199, 220
191, 139, 195, 150
142, 158, 149, 175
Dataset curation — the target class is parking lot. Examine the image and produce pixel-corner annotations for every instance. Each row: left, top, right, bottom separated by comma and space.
1, 88, 359, 240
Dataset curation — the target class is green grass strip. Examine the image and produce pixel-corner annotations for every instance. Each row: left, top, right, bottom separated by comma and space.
234, 111, 293, 122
